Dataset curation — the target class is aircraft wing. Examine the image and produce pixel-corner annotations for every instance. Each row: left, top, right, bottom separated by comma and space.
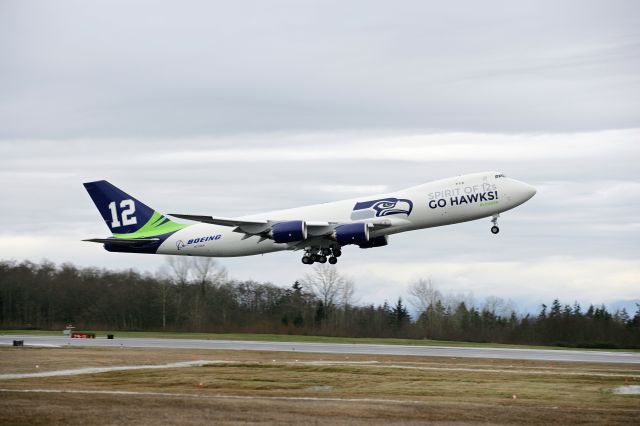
169, 213, 397, 246
170, 213, 337, 240
169, 214, 270, 234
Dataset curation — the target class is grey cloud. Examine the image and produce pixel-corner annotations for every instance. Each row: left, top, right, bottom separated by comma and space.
1, 1, 639, 138
0, 1, 638, 308
0, 130, 638, 275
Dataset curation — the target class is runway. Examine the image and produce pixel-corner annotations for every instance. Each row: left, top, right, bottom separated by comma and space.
2, 334, 639, 364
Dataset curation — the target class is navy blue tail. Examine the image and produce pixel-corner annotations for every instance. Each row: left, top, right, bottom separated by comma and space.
83, 180, 155, 235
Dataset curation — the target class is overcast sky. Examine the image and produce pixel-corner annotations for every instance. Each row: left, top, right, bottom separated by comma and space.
1, 1, 638, 312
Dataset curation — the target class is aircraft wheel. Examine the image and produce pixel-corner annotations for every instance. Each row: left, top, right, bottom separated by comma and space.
328, 256, 337, 265
311, 253, 319, 262
491, 226, 500, 234
318, 255, 327, 264
322, 248, 331, 256
333, 249, 342, 258
301, 256, 311, 264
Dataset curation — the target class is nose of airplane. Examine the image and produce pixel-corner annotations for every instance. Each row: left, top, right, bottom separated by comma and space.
519, 182, 537, 201
505, 178, 537, 206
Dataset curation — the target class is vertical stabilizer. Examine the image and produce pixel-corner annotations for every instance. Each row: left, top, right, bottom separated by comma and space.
83, 180, 185, 238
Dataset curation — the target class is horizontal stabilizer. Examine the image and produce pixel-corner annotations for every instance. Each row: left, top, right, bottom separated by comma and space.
83, 238, 160, 246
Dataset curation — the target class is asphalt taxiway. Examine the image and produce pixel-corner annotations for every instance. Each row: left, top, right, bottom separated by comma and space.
2, 335, 639, 364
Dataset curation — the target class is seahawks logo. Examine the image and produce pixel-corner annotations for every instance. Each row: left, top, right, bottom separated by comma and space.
350, 198, 413, 220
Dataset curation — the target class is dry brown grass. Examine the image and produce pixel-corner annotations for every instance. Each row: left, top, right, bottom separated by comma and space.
1, 347, 639, 425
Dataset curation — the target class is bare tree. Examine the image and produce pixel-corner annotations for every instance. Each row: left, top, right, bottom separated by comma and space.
483, 295, 505, 314
164, 256, 192, 286
444, 291, 476, 312
153, 271, 171, 330
339, 278, 357, 307
303, 264, 347, 308
192, 257, 227, 330
193, 257, 227, 294
160, 256, 228, 330
408, 278, 442, 314
483, 296, 516, 317
157, 257, 194, 329
161, 257, 194, 328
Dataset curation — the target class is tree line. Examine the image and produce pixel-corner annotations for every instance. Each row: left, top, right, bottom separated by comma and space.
0, 259, 638, 349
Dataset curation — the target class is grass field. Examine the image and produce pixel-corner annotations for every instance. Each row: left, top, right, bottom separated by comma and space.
1, 346, 639, 425
2, 329, 636, 352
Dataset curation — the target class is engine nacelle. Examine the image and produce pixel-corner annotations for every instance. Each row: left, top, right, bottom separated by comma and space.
334, 222, 369, 245
271, 220, 307, 243
358, 235, 388, 249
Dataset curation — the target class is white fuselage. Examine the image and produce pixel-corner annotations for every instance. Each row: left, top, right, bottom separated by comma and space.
157, 172, 536, 257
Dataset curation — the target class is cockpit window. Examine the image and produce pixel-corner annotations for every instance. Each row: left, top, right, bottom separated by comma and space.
495, 173, 506, 178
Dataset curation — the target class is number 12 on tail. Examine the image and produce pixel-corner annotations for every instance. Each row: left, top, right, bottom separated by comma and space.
108, 199, 137, 228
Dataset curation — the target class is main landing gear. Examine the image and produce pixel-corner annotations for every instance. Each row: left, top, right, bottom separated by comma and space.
301, 247, 341, 265
490, 215, 500, 234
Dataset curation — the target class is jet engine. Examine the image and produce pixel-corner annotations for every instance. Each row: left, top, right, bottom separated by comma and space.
358, 235, 388, 249
334, 222, 369, 245
271, 220, 307, 243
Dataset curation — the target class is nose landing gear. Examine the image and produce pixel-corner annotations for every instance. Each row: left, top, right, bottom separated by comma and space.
490, 215, 500, 234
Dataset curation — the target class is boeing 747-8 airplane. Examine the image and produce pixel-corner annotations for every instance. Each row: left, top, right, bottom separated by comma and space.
83, 172, 536, 264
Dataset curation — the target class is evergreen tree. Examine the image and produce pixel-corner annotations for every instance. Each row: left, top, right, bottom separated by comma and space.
572, 302, 582, 316
538, 304, 547, 319
391, 298, 411, 329
550, 299, 562, 318
1, 260, 640, 348
630, 304, 640, 329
